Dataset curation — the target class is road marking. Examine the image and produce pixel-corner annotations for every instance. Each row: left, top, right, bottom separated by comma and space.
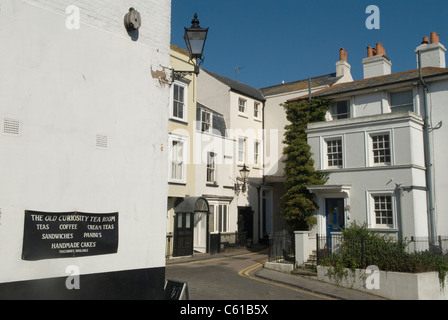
166, 251, 260, 267
238, 262, 337, 300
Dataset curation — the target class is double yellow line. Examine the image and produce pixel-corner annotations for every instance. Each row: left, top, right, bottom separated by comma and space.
238, 262, 337, 300
238, 260, 266, 279
166, 251, 259, 267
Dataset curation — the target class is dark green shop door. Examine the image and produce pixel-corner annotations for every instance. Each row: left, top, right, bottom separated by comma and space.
173, 212, 194, 257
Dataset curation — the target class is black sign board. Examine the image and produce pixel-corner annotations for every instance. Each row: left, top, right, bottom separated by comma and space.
164, 280, 189, 300
22, 211, 119, 261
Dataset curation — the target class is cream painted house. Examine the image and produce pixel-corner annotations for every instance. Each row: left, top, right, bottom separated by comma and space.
197, 69, 266, 244
167, 44, 199, 257
193, 102, 236, 252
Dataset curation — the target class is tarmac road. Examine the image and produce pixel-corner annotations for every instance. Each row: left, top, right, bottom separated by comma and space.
165, 249, 386, 301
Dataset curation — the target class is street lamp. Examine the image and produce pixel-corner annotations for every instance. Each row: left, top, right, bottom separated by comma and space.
235, 164, 250, 193
172, 13, 209, 81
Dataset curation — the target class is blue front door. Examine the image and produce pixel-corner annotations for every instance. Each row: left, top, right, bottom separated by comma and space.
325, 198, 345, 243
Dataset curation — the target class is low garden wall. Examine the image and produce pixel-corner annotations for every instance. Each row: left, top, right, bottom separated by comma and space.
317, 266, 448, 300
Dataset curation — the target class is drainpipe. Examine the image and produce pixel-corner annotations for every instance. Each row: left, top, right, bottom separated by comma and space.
395, 183, 403, 242
262, 101, 266, 185
260, 100, 266, 243
418, 51, 436, 245
308, 78, 312, 102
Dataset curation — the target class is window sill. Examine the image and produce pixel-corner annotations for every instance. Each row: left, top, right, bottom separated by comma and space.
238, 113, 248, 119
169, 117, 188, 125
368, 227, 398, 232
206, 183, 219, 188
168, 181, 187, 186
371, 163, 392, 167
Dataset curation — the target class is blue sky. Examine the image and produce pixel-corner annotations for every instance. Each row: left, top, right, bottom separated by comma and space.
171, 0, 448, 89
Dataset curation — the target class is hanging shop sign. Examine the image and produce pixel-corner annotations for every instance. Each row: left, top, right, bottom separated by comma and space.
22, 211, 119, 261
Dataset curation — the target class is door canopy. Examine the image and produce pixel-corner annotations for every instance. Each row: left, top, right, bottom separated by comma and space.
174, 197, 209, 214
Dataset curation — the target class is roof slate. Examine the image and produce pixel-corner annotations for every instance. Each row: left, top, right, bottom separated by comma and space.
289, 67, 448, 101
260, 73, 341, 97
197, 102, 227, 137
201, 68, 266, 101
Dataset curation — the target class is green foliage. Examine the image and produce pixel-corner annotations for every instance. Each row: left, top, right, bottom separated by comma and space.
281, 99, 329, 231
322, 223, 448, 285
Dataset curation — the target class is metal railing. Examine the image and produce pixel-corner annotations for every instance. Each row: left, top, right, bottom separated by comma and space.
166, 232, 248, 258
209, 232, 249, 255
316, 234, 448, 267
219, 232, 247, 249
268, 230, 295, 264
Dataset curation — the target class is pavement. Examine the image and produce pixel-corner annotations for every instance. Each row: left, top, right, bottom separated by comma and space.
255, 268, 386, 300
166, 247, 387, 300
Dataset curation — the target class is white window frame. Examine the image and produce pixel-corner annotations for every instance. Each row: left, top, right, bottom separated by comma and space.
368, 131, 392, 166
210, 202, 229, 233
330, 100, 350, 120
254, 140, 261, 166
324, 137, 343, 169
201, 109, 212, 134
389, 89, 414, 113
206, 152, 216, 183
238, 137, 246, 164
238, 98, 247, 115
168, 134, 188, 183
366, 191, 396, 230
254, 102, 261, 120
170, 81, 188, 122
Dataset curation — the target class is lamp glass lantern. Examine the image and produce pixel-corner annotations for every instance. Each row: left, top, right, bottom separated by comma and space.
184, 13, 209, 62
239, 164, 250, 181
240, 164, 249, 193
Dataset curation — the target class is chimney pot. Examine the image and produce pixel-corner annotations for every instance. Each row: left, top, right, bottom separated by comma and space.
422, 36, 430, 45
339, 48, 347, 62
376, 43, 385, 56
367, 46, 374, 57
430, 32, 440, 44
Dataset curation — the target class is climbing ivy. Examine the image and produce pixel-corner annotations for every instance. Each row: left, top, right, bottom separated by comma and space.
281, 98, 330, 231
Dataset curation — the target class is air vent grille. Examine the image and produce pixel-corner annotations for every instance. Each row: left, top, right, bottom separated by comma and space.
96, 134, 108, 148
3, 118, 20, 135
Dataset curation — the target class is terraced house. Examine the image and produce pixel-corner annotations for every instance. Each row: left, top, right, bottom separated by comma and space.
261, 48, 354, 238
290, 33, 448, 247
197, 69, 267, 245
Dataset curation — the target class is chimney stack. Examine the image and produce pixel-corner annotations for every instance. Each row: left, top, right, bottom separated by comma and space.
416, 32, 446, 69
362, 43, 392, 79
336, 48, 353, 83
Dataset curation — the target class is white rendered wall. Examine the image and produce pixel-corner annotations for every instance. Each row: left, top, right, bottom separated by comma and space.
307, 112, 428, 238
0, 0, 170, 283
426, 79, 448, 236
